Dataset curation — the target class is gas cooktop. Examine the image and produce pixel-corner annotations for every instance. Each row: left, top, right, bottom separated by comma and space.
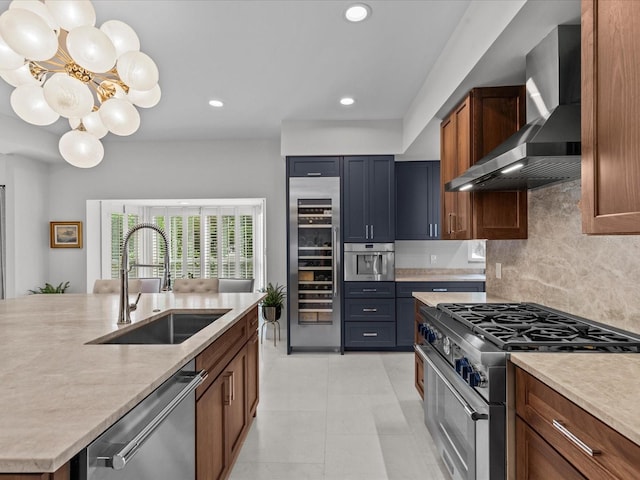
437, 302, 640, 352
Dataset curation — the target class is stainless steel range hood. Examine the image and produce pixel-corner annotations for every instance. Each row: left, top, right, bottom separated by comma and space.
446, 25, 581, 192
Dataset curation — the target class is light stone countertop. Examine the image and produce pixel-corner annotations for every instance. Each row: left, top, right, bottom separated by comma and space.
510, 353, 640, 446
0, 292, 264, 473
412, 291, 512, 306
395, 273, 486, 282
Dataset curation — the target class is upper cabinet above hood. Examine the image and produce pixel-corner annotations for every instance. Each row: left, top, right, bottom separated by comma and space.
446, 25, 581, 192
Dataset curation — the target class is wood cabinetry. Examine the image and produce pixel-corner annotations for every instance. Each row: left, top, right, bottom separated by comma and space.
196, 308, 259, 480
343, 156, 395, 242
0, 465, 69, 480
395, 161, 440, 240
440, 86, 528, 240
581, 0, 640, 234
515, 367, 640, 479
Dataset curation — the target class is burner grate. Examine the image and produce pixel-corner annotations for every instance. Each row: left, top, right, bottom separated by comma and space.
437, 302, 640, 351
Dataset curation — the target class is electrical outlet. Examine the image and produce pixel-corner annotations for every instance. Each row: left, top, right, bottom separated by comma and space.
430, 254, 437, 265
495, 263, 502, 279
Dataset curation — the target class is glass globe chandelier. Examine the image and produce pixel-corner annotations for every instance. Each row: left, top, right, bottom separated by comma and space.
0, 0, 160, 168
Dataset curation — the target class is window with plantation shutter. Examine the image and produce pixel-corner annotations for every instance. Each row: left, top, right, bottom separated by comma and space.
100, 200, 265, 290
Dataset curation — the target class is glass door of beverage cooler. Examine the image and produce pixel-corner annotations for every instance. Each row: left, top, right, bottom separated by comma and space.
288, 177, 341, 351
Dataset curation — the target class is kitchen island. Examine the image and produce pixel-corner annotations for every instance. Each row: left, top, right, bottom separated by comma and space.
0, 292, 263, 474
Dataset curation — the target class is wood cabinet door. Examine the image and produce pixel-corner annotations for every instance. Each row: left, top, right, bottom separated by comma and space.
247, 332, 259, 417
197, 374, 227, 480
581, 0, 640, 234
440, 113, 458, 240
516, 417, 586, 480
453, 98, 472, 239
227, 347, 248, 464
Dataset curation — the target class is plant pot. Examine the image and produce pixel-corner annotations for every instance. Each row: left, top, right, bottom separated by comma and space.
262, 305, 281, 322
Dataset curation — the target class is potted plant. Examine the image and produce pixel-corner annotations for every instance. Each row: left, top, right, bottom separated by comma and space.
28, 281, 70, 294
261, 282, 286, 322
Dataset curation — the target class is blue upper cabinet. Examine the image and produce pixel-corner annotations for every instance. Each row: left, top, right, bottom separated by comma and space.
395, 161, 441, 240
287, 156, 341, 177
343, 156, 395, 243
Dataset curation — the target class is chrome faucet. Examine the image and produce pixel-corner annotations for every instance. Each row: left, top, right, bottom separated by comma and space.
118, 223, 171, 324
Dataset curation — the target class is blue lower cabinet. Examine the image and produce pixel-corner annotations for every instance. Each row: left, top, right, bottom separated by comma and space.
344, 322, 396, 348
395, 281, 486, 347
344, 298, 395, 322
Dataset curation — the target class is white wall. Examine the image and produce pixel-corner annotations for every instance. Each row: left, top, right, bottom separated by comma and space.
47, 139, 286, 293
0, 154, 50, 297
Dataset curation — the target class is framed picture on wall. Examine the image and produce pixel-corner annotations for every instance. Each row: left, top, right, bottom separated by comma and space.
50, 221, 83, 248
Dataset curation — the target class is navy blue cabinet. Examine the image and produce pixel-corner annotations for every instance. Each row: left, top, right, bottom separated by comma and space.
395, 281, 485, 347
288, 156, 340, 177
344, 281, 396, 348
343, 156, 395, 242
395, 161, 440, 240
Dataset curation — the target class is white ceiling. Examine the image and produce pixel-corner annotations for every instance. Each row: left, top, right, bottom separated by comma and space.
0, 0, 581, 153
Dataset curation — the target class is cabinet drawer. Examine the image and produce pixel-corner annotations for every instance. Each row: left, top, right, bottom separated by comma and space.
345, 298, 395, 322
395, 281, 485, 297
288, 156, 340, 177
196, 316, 247, 399
515, 367, 640, 479
344, 281, 395, 298
516, 417, 586, 479
344, 322, 395, 347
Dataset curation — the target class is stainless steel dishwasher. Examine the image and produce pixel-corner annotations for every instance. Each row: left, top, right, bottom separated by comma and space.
76, 360, 206, 480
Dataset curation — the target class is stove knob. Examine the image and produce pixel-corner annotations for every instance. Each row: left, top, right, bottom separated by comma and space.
469, 372, 482, 387
426, 329, 437, 344
455, 357, 469, 375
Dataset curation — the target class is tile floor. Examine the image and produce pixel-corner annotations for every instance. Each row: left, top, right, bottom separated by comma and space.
229, 330, 449, 480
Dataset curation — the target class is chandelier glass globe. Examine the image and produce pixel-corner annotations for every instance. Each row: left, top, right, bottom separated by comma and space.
0, 0, 160, 168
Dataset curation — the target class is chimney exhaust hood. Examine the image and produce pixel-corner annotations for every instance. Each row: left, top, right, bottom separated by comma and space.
446, 25, 581, 192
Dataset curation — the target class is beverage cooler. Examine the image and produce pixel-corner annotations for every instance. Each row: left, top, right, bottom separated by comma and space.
287, 176, 341, 352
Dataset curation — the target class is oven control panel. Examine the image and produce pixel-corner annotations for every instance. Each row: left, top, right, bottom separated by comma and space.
417, 321, 491, 394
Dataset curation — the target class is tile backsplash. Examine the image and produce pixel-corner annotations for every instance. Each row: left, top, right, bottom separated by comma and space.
486, 180, 640, 334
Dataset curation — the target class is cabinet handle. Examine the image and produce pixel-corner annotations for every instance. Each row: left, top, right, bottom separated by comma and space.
552, 420, 601, 457
362, 308, 378, 312
306, 172, 321, 176
365, 224, 369, 239
362, 288, 377, 292
429, 224, 433, 237
362, 332, 378, 337
223, 372, 233, 405
448, 213, 453, 234
435, 223, 438, 237
432, 288, 448, 292
371, 224, 374, 239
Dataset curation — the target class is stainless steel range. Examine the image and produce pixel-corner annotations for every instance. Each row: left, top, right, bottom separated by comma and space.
414, 302, 640, 480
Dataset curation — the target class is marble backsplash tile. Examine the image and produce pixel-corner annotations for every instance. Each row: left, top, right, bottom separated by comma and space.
486, 180, 640, 334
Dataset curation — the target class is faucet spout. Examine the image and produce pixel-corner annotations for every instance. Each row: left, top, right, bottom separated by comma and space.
118, 223, 171, 324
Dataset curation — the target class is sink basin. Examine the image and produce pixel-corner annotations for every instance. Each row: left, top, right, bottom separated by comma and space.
98, 312, 229, 344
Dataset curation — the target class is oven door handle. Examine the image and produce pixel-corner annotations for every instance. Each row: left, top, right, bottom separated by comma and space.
415, 345, 488, 421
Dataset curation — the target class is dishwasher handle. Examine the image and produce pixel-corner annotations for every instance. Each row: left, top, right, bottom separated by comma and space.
105, 370, 207, 470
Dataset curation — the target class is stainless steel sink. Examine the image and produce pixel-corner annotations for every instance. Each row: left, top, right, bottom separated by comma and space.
98, 312, 229, 344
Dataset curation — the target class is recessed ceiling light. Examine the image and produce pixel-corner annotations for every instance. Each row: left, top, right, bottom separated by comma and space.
208, 99, 224, 107
340, 97, 355, 106
345, 3, 371, 22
